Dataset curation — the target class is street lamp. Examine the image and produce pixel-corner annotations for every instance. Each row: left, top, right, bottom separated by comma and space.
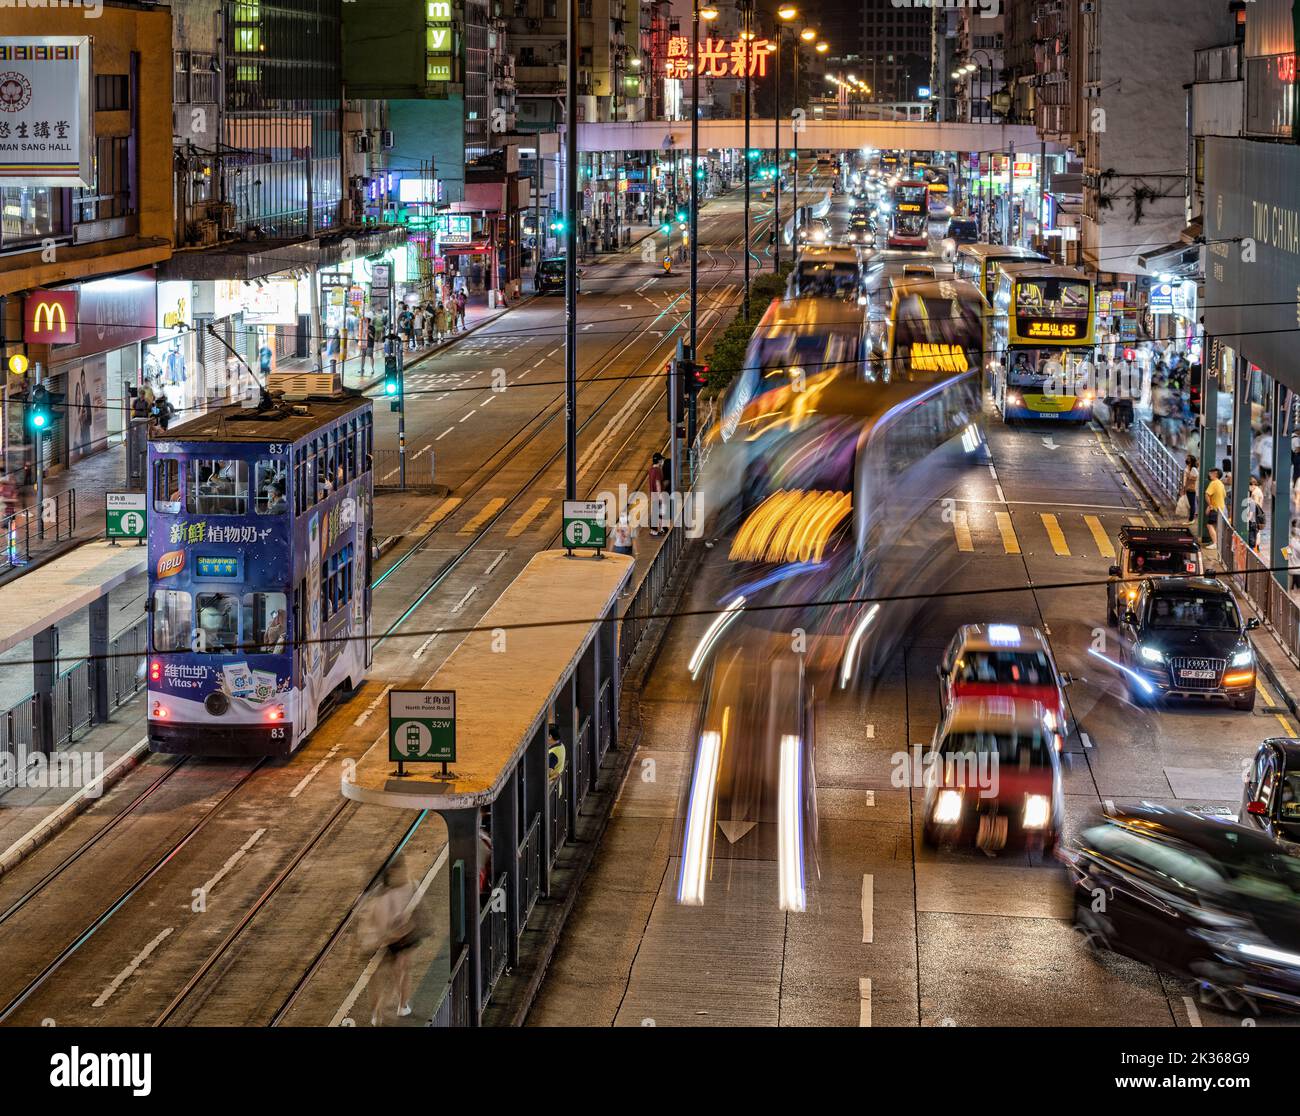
738, 0, 755, 319
687, 0, 720, 452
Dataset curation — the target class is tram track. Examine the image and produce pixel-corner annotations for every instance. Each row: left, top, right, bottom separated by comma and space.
0, 202, 772, 1027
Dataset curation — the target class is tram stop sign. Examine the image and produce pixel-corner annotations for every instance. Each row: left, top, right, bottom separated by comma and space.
389, 690, 456, 765
562, 499, 607, 552
105, 492, 147, 541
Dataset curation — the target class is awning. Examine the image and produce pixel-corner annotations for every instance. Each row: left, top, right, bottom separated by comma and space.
1137, 222, 1203, 279
158, 225, 408, 282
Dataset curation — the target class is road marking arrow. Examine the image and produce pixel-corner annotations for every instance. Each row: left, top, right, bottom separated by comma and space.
1042, 435, 1060, 450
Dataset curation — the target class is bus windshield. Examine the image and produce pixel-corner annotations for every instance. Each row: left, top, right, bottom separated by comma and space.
1004, 349, 1095, 388
793, 261, 860, 300
1015, 278, 1090, 320
894, 183, 927, 210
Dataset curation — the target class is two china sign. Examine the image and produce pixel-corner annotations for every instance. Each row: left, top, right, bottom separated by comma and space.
24, 290, 77, 345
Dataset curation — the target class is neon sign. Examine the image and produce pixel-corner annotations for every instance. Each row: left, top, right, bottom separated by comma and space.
665, 36, 772, 79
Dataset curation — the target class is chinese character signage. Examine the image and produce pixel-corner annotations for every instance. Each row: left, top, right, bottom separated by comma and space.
665, 36, 772, 79
0, 37, 93, 188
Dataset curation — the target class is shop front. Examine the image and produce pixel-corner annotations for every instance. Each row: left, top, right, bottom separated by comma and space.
1203, 136, 1300, 569
23, 269, 158, 474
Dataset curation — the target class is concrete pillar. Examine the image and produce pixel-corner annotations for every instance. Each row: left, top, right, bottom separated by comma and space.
33, 625, 57, 755
1232, 356, 1252, 537
576, 639, 596, 795
1198, 356, 1218, 545
89, 595, 110, 724
557, 672, 578, 835
494, 769, 521, 967
441, 806, 482, 1026
1271, 383, 1292, 588
525, 722, 550, 896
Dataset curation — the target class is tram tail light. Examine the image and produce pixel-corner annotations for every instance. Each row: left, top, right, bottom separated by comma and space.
151, 701, 168, 719
266, 704, 286, 721
150, 660, 162, 682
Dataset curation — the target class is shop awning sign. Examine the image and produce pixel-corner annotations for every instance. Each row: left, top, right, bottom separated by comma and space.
436, 214, 472, 245
0, 37, 94, 188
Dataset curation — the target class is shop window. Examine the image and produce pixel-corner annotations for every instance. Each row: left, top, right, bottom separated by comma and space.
154, 459, 182, 514
0, 186, 65, 251
152, 590, 193, 653
254, 459, 288, 514
189, 459, 248, 515
243, 591, 288, 653
196, 593, 240, 653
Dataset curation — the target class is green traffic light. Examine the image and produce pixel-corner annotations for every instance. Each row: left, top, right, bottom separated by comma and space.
31, 413, 46, 429
675, 210, 687, 223
660, 223, 671, 235
384, 378, 399, 396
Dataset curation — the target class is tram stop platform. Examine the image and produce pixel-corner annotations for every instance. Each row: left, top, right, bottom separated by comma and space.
342, 546, 633, 1025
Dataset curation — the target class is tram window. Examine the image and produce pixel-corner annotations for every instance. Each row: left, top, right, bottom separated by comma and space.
345, 420, 356, 481
196, 593, 240, 653
189, 459, 248, 516
316, 439, 331, 501
154, 459, 182, 514
254, 460, 288, 514
243, 591, 288, 653
152, 590, 192, 652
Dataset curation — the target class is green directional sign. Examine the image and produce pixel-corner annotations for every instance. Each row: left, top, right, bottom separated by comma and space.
562, 499, 607, 551
389, 689, 456, 764
105, 492, 147, 540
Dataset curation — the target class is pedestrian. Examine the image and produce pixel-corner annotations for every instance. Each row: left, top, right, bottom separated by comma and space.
1180, 454, 1198, 525
611, 515, 634, 556
647, 453, 665, 537
1255, 425, 1274, 489
151, 394, 173, 433
423, 304, 436, 347
1205, 467, 1227, 549
399, 306, 416, 351
434, 301, 450, 342
358, 861, 428, 1025
362, 319, 376, 374
326, 328, 341, 376
411, 306, 425, 348
1289, 519, 1300, 591
1221, 457, 1233, 496
547, 724, 567, 781
1249, 475, 1267, 549
455, 289, 467, 332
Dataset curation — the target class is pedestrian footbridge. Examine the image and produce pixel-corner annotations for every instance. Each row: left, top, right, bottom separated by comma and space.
576, 118, 1050, 155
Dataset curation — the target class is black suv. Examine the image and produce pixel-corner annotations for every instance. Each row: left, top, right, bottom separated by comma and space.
1106, 525, 1201, 626
535, 257, 581, 294
1117, 576, 1259, 709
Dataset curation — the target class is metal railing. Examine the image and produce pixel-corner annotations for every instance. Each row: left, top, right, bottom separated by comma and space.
517, 815, 542, 925
478, 872, 510, 1011
596, 677, 612, 765
0, 616, 146, 763
432, 946, 473, 1028
619, 523, 684, 676
372, 448, 434, 491
1127, 418, 1184, 512
0, 489, 78, 573
1217, 524, 1300, 669
548, 772, 568, 862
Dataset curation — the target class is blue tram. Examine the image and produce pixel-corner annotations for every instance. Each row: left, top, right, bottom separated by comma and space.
146, 392, 374, 757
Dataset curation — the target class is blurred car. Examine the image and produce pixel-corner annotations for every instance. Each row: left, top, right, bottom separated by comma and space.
798, 217, 831, 245
1117, 576, 1259, 709
901, 263, 936, 279
1107, 525, 1202, 626
535, 256, 581, 294
1242, 739, 1300, 842
845, 217, 876, 246
922, 697, 1063, 854
1063, 806, 1300, 1014
937, 623, 1072, 745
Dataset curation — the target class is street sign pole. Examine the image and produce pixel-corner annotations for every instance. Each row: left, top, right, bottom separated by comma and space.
564, 0, 580, 503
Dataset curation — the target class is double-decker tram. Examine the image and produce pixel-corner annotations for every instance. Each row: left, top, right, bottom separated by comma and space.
987, 263, 1099, 422
886, 178, 930, 249
146, 383, 374, 756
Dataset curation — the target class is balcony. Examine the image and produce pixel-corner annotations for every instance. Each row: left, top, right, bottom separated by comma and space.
1195, 42, 1241, 83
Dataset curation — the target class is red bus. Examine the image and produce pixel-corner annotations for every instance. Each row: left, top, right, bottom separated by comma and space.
887, 179, 929, 249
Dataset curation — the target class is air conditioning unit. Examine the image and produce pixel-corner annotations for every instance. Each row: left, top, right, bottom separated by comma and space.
380, 129, 394, 150
356, 133, 372, 153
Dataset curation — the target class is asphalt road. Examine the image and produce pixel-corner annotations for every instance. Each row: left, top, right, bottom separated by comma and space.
530, 233, 1298, 1029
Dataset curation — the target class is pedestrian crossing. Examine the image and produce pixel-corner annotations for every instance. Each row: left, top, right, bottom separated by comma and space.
946, 505, 1157, 559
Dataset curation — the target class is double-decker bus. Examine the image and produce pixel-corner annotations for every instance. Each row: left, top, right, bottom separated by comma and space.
887, 178, 930, 249
986, 263, 1099, 422
146, 383, 374, 756
955, 243, 1049, 302
879, 278, 989, 382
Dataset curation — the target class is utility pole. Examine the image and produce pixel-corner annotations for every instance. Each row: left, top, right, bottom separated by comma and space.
742, 0, 753, 319
565, 0, 579, 500
774, 33, 782, 272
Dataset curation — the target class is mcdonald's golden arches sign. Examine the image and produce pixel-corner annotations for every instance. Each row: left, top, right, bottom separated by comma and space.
24, 290, 77, 345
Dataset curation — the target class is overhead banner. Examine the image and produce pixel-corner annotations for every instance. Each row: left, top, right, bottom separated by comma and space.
0, 36, 94, 188
1204, 136, 1300, 385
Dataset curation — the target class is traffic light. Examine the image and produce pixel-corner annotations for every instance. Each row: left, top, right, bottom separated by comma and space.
747, 149, 760, 161
27, 384, 50, 433
660, 221, 671, 235
384, 355, 402, 412
684, 360, 710, 398
675, 208, 688, 224
548, 216, 566, 234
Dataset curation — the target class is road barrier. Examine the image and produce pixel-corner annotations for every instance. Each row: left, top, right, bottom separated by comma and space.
1217, 523, 1300, 669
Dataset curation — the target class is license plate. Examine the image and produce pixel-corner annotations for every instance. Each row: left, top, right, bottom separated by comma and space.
1180, 669, 1215, 680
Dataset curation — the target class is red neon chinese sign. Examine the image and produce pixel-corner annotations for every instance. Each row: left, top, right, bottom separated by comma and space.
665, 36, 772, 79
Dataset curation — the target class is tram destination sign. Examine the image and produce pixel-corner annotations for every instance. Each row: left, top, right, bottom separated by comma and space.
105, 492, 146, 541
562, 499, 607, 552
389, 689, 456, 767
